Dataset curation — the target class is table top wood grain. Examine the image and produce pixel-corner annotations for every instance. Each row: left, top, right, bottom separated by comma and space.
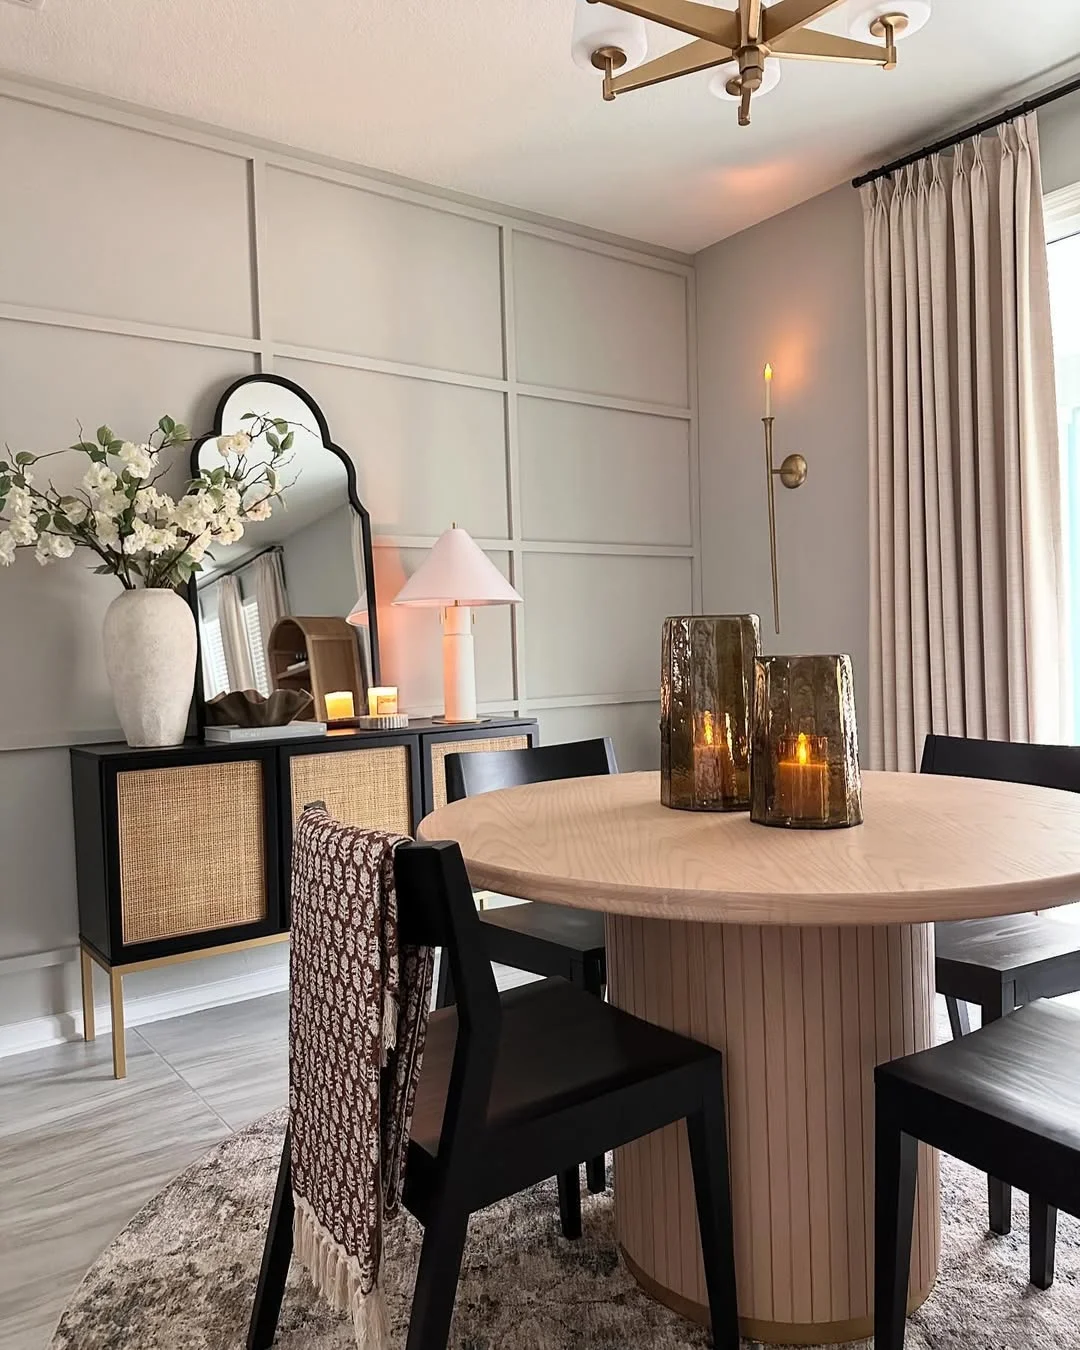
417, 769, 1080, 925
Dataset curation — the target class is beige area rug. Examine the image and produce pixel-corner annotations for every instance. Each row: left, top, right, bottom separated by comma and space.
49, 1107, 1080, 1350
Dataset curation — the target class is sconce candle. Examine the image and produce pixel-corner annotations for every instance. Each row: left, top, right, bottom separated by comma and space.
324, 690, 356, 722
367, 686, 399, 717
661, 614, 760, 812
764, 361, 773, 417
750, 654, 863, 829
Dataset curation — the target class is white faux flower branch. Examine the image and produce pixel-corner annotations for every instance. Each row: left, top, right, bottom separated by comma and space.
0, 414, 294, 590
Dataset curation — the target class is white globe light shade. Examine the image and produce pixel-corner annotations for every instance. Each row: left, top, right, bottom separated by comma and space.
709, 58, 782, 101
847, 0, 932, 41
571, 0, 648, 72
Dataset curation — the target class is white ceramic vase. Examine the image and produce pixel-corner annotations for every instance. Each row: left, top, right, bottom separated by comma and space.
102, 588, 197, 747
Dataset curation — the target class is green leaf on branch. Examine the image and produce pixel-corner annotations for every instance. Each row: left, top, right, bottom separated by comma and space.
159, 415, 176, 435
273, 419, 289, 435
14, 451, 36, 466
281, 431, 294, 451
266, 431, 281, 452
108, 439, 124, 453
93, 564, 115, 575
241, 412, 256, 420
172, 424, 190, 442
96, 426, 113, 446
72, 440, 99, 455
89, 447, 108, 463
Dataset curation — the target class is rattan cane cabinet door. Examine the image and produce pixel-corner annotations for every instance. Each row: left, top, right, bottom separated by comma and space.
289, 745, 413, 836
429, 735, 530, 811
116, 760, 268, 945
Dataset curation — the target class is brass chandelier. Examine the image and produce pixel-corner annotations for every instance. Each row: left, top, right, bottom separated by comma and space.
571, 0, 931, 127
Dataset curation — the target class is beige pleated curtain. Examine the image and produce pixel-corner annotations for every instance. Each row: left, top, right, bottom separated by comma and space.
862, 112, 1071, 771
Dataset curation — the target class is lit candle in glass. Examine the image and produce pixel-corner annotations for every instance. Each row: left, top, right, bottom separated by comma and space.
695, 710, 737, 804
324, 690, 355, 722
367, 686, 399, 717
764, 362, 773, 417
776, 732, 829, 823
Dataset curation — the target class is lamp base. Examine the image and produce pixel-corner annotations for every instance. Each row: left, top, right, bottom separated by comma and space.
442, 605, 478, 723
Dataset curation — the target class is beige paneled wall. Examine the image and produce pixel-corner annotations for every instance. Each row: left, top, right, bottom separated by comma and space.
0, 79, 697, 1044
694, 184, 870, 724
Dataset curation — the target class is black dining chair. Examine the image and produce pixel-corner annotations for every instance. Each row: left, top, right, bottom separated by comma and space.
920, 732, 1080, 1235
249, 838, 740, 1350
875, 999, 1080, 1349
440, 735, 617, 1227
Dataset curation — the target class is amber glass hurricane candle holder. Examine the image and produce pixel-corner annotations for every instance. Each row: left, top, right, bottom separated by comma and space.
750, 654, 863, 828
660, 614, 761, 812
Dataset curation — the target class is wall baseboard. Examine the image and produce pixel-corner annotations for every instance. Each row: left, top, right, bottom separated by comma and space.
0, 959, 290, 1062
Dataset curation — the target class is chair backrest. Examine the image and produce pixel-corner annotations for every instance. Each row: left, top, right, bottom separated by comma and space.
920, 734, 1080, 793
444, 736, 617, 804
395, 839, 501, 1156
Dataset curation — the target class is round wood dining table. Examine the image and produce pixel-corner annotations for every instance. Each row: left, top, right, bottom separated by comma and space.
418, 768, 1080, 1346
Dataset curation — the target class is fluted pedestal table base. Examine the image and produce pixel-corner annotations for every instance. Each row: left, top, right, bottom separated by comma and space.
606, 914, 940, 1346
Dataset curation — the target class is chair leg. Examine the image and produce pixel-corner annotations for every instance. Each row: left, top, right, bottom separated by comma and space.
1030, 1198, 1058, 1290
945, 996, 970, 1038
557, 1167, 582, 1239
579, 957, 608, 1195
435, 949, 454, 1009
686, 1072, 739, 1350
981, 985, 1016, 1235
874, 1104, 918, 1350
405, 1200, 470, 1350
248, 1131, 294, 1350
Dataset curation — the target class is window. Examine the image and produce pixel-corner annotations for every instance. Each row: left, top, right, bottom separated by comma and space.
1047, 186, 1080, 736
200, 616, 229, 699
198, 595, 270, 698
242, 597, 271, 696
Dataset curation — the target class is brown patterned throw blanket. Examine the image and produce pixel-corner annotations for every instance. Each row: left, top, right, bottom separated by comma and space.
289, 807, 434, 1348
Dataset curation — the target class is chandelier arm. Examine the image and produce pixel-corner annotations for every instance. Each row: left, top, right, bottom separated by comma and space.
607, 38, 736, 96
762, 0, 847, 42
769, 29, 890, 63
738, 0, 763, 44
596, 0, 739, 47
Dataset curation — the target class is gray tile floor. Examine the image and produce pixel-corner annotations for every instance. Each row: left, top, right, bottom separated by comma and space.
0, 958, 533, 1350
0, 991, 291, 1350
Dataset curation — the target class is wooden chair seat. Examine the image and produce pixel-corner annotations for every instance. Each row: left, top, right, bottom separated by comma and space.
478, 901, 606, 978
936, 914, 1080, 1006
875, 1000, 1080, 1347
411, 977, 712, 1156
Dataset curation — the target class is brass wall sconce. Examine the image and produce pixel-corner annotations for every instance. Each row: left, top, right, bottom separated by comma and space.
763, 363, 807, 634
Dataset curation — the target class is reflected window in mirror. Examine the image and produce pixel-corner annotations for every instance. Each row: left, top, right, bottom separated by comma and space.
189, 375, 380, 724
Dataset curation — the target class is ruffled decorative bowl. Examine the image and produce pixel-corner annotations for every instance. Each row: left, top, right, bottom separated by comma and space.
205, 688, 314, 728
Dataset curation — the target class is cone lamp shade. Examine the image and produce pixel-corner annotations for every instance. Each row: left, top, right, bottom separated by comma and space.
393, 526, 522, 722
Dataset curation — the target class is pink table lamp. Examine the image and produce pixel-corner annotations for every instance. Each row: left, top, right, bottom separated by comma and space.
393, 526, 522, 722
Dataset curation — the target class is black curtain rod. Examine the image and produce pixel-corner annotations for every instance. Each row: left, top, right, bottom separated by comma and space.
200, 542, 282, 588
852, 71, 1080, 190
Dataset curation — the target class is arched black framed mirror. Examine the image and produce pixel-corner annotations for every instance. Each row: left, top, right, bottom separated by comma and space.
188, 374, 380, 724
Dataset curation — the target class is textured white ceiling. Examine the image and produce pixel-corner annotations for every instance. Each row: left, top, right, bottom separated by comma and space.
3, 0, 1080, 252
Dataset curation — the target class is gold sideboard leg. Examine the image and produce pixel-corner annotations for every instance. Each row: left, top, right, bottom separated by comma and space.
80, 946, 96, 1043
109, 968, 126, 1079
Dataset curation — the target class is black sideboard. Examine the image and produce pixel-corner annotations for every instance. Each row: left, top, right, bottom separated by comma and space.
71, 716, 538, 1077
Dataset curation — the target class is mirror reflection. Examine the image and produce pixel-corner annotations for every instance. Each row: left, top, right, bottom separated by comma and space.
191, 376, 379, 722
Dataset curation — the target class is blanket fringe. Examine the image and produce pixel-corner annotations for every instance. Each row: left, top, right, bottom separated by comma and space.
382, 986, 398, 1059
293, 1195, 390, 1350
